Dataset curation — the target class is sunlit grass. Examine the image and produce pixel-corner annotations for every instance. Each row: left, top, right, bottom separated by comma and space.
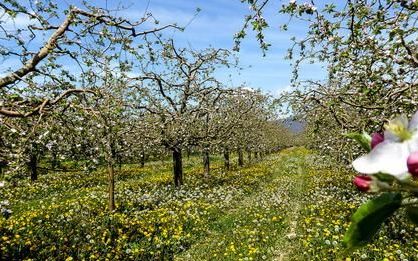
1, 148, 418, 260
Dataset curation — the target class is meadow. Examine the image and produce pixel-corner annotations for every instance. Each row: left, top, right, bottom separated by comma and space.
0, 148, 416, 260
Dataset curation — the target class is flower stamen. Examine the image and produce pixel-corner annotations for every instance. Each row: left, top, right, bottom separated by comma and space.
385, 116, 412, 141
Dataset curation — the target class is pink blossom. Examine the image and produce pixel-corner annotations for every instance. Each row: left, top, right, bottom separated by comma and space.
353, 175, 372, 192
371, 132, 384, 149
407, 151, 418, 177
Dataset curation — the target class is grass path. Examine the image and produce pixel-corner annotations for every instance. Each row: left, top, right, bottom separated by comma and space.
176, 149, 310, 260
273, 162, 306, 261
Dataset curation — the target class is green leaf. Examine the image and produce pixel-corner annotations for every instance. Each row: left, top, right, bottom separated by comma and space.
343, 192, 402, 248
406, 207, 418, 226
345, 132, 372, 152
373, 173, 395, 183
8, 94, 20, 100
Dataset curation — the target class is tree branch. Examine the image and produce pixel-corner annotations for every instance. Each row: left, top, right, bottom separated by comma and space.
0, 89, 96, 118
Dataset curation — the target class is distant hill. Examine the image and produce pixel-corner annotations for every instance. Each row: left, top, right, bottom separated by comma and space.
281, 118, 305, 134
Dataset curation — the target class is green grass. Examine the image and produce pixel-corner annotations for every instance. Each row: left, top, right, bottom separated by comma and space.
1, 148, 418, 260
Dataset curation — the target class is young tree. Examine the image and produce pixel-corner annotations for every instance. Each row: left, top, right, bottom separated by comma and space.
135, 40, 233, 186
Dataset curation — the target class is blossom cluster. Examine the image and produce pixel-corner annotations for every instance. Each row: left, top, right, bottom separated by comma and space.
287, 0, 317, 14
352, 112, 418, 192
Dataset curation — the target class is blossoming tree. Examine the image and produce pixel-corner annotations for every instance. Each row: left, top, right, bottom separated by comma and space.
134, 40, 234, 186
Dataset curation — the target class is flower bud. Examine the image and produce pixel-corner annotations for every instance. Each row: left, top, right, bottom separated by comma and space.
353, 175, 372, 192
407, 151, 418, 177
371, 132, 384, 149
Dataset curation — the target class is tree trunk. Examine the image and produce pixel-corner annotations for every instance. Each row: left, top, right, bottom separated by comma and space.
0, 161, 6, 175
173, 148, 183, 187
107, 162, 115, 211
51, 152, 58, 170
0, 161, 4, 175
223, 148, 230, 170
140, 152, 145, 168
203, 149, 210, 177
238, 148, 244, 167
255, 152, 259, 160
29, 153, 38, 181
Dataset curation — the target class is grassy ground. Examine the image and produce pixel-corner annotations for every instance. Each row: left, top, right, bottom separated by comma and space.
1, 148, 418, 260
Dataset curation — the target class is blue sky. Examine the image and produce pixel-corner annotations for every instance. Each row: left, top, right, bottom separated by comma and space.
1, 0, 327, 97
127, 0, 327, 96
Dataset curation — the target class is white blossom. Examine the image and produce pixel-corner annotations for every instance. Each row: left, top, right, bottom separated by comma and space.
353, 111, 418, 178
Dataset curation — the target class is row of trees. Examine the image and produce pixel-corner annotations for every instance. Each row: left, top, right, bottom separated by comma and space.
0, 1, 292, 211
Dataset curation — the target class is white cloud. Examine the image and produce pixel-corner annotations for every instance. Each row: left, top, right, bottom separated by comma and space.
0, 12, 39, 29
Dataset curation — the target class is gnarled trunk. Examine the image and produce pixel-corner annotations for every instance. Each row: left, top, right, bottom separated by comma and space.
173, 148, 183, 187
223, 148, 230, 170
